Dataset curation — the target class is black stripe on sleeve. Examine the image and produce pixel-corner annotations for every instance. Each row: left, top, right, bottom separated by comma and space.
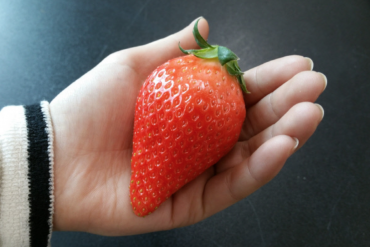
25, 104, 52, 247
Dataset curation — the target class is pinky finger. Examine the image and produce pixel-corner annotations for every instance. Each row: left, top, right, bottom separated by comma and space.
202, 135, 298, 218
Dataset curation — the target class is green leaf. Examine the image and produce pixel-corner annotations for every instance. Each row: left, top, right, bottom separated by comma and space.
226, 61, 249, 93
226, 61, 243, 76
226, 63, 237, 75
179, 43, 218, 59
237, 75, 250, 94
178, 42, 198, 55
178, 19, 250, 94
218, 46, 238, 66
178, 43, 190, 54
193, 19, 212, 49
191, 47, 218, 59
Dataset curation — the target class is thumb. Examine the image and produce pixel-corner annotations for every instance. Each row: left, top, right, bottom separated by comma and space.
128, 17, 210, 75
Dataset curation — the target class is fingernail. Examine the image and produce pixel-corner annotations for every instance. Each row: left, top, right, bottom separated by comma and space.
318, 72, 327, 91
192, 16, 205, 24
305, 57, 314, 71
315, 103, 325, 120
293, 137, 299, 150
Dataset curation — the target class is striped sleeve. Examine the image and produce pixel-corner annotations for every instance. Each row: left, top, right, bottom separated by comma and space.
0, 101, 54, 247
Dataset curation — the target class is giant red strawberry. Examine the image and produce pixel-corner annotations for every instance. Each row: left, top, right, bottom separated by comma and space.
130, 19, 249, 217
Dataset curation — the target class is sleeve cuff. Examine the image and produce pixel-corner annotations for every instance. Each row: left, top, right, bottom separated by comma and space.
0, 101, 54, 247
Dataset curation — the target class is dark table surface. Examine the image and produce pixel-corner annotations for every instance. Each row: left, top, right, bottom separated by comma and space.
1, 0, 370, 246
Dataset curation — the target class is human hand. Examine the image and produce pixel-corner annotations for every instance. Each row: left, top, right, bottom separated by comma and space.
50, 17, 326, 235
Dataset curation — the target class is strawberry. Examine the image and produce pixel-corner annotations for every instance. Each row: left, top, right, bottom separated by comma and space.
130, 19, 249, 217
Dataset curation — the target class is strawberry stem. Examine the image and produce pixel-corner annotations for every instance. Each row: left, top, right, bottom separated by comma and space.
179, 19, 250, 94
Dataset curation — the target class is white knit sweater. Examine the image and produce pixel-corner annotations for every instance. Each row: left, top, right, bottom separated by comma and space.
0, 101, 54, 247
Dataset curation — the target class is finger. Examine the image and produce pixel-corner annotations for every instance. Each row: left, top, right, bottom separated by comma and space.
239, 71, 327, 140
243, 55, 313, 107
168, 167, 215, 227
136, 17, 209, 66
216, 102, 323, 174
246, 102, 324, 155
202, 135, 297, 218
102, 17, 209, 76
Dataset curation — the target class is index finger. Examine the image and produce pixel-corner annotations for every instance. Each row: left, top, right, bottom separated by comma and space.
243, 55, 313, 107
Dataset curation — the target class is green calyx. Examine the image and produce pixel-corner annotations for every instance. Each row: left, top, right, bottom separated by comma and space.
179, 19, 250, 93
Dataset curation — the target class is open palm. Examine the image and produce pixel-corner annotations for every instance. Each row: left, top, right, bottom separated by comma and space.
49, 18, 325, 236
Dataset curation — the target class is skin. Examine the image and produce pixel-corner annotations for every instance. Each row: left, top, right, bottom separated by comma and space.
50, 18, 326, 236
